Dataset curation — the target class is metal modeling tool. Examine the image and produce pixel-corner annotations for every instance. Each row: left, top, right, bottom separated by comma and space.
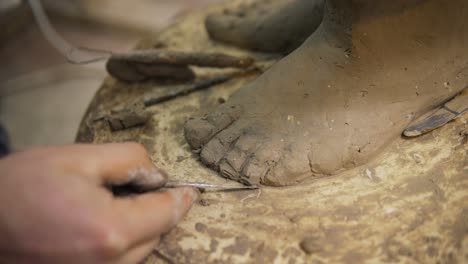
404, 88, 468, 137
110, 178, 259, 196
164, 181, 259, 191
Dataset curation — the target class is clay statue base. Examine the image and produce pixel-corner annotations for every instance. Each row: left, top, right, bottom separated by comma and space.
77, 1, 468, 263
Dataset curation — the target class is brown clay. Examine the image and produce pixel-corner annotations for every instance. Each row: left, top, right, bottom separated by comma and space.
76, 2, 468, 262
110, 50, 255, 68
205, 0, 324, 53
185, 0, 468, 186
106, 49, 254, 82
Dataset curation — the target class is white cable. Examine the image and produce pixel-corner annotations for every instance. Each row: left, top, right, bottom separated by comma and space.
26, 0, 112, 64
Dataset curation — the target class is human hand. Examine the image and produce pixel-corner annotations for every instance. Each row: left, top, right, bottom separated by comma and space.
0, 143, 199, 264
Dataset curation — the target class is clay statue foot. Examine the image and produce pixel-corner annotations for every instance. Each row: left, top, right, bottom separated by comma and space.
205, 0, 324, 53
186, 0, 468, 186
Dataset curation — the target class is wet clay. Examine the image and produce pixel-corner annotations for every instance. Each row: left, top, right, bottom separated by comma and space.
205, 0, 324, 53
77, 2, 468, 262
106, 59, 195, 83
106, 50, 254, 82
96, 105, 151, 131
185, 0, 468, 186
110, 50, 254, 68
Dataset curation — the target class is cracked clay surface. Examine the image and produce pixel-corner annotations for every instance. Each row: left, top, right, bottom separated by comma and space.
77, 0, 468, 263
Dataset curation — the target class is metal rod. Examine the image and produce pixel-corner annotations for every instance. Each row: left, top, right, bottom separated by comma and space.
165, 181, 259, 191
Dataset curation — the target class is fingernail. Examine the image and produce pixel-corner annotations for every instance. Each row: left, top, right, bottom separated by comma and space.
173, 187, 199, 205
127, 166, 168, 189
169, 187, 200, 222
178, 187, 200, 205
185, 187, 201, 204
146, 167, 168, 183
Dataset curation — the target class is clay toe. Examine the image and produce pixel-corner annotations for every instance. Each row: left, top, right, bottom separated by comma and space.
184, 105, 242, 150
242, 146, 281, 185
199, 121, 244, 168
218, 135, 257, 183
185, 119, 216, 150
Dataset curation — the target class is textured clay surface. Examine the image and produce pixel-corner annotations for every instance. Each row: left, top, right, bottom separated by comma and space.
77, 1, 468, 263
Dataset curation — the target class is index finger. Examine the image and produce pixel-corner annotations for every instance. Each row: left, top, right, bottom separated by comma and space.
53, 143, 166, 188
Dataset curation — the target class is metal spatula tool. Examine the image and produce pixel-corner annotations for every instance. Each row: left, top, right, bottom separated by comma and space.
404, 88, 467, 137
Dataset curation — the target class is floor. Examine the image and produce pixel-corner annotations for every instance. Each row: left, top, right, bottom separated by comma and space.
0, 0, 219, 151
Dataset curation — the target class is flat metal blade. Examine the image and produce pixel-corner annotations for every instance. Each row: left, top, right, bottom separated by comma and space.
404, 89, 467, 137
